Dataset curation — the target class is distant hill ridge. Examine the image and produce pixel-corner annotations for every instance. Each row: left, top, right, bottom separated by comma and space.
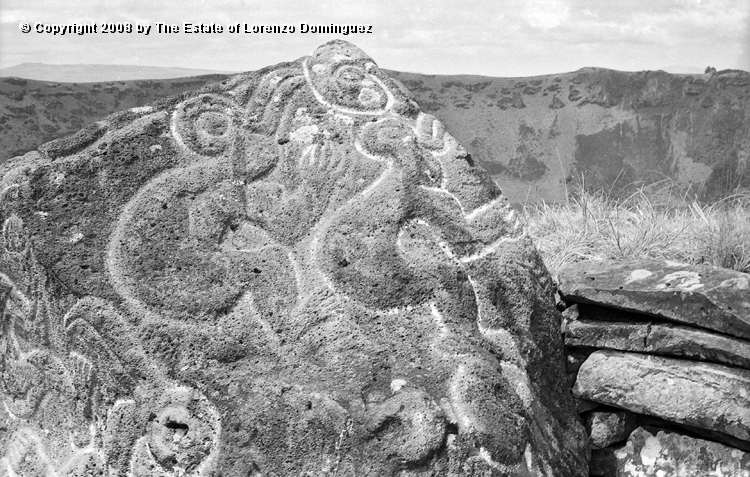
0, 63, 236, 83
0, 62, 710, 83
1, 64, 749, 203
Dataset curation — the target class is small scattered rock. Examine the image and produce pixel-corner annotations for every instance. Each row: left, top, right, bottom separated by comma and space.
565, 349, 590, 374
587, 411, 640, 449
608, 427, 750, 476
497, 92, 526, 109
549, 95, 565, 109
568, 88, 582, 101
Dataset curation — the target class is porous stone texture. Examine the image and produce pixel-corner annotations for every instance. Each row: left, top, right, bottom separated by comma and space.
558, 259, 750, 339
574, 350, 750, 442
0, 41, 587, 476
591, 427, 750, 476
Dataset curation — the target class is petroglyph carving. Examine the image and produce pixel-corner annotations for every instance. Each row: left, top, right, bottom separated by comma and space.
365, 388, 447, 464
0, 221, 221, 476
2, 215, 26, 255
0, 243, 76, 427
4, 429, 70, 477
129, 386, 221, 477
1, 426, 106, 477
0, 252, 108, 476
0, 41, 586, 475
172, 94, 240, 157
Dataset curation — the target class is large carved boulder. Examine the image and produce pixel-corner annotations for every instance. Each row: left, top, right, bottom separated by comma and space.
0, 40, 586, 476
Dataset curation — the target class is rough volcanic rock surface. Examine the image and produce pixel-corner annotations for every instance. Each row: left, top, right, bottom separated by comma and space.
0, 41, 587, 476
574, 350, 750, 442
559, 259, 750, 339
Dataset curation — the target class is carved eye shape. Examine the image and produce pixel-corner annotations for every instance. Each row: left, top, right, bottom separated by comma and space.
422, 154, 443, 185
196, 112, 230, 137
337, 65, 366, 84
376, 125, 404, 144
308, 62, 388, 112
360, 119, 412, 157
173, 94, 239, 157
358, 88, 382, 107
424, 169, 437, 183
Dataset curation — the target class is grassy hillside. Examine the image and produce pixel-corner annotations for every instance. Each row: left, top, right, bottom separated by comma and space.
523, 179, 750, 280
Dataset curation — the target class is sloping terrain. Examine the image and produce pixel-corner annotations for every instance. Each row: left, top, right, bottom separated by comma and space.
0, 75, 227, 160
387, 68, 750, 203
2, 66, 749, 203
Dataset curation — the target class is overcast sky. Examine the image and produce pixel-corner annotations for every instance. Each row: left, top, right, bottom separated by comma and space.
1, 0, 748, 77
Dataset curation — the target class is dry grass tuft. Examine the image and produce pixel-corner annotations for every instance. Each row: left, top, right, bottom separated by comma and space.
521, 179, 750, 281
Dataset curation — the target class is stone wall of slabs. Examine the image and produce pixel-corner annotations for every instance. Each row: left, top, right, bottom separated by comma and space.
558, 259, 750, 476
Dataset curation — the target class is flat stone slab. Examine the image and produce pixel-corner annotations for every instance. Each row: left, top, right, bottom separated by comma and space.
591, 427, 750, 476
565, 317, 750, 370
558, 259, 750, 340
574, 350, 750, 442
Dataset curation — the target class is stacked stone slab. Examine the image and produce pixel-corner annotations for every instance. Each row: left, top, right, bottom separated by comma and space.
0, 41, 588, 476
558, 259, 750, 476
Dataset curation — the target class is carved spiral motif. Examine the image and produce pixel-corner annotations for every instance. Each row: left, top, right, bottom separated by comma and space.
172, 94, 239, 157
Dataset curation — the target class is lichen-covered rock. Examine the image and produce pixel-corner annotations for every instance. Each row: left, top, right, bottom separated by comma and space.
0, 41, 587, 476
574, 350, 750, 442
594, 427, 750, 476
558, 259, 750, 339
